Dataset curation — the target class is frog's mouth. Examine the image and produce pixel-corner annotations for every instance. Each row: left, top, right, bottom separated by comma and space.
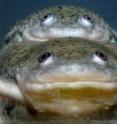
27, 28, 111, 42
16, 63, 117, 113
24, 69, 117, 98
18, 65, 117, 103
0, 63, 116, 115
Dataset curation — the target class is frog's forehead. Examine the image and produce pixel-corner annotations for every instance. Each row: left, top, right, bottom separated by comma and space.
41, 6, 94, 17
5, 37, 116, 60
39, 38, 115, 59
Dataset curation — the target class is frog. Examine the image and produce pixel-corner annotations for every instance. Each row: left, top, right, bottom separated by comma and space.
3, 6, 117, 45
0, 38, 117, 118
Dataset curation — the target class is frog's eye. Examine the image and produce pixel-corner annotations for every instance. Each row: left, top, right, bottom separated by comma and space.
79, 15, 94, 28
91, 51, 108, 65
41, 13, 57, 27
38, 52, 55, 66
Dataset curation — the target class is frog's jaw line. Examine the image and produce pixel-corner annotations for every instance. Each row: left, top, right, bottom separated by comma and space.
49, 28, 111, 42
23, 31, 49, 42
0, 79, 24, 102
26, 81, 117, 92
28, 28, 110, 42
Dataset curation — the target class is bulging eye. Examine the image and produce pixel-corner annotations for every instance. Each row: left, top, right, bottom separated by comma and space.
83, 15, 93, 23
91, 51, 108, 65
38, 52, 51, 63
79, 15, 94, 28
41, 13, 57, 27
38, 52, 55, 66
95, 51, 108, 61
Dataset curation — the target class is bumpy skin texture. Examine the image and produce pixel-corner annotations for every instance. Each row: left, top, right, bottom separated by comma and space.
0, 38, 117, 118
16, 38, 117, 115
1, 38, 117, 77
3, 6, 117, 44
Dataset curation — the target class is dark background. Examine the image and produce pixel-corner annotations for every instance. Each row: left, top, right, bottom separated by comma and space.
0, 0, 117, 44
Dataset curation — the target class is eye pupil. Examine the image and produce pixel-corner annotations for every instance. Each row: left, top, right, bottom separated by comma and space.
43, 13, 51, 19
95, 51, 108, 61
84, 15, 93, 23
43, 15, 48, 19
41, 13, 57, 27
38, 52, 51, 63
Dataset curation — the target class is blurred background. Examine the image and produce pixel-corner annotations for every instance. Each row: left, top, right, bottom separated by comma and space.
0, 0, 117, 44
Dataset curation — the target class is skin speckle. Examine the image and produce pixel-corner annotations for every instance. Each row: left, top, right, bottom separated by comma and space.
0, 37, 117, 81
3, 6, 117, 44
0, 38, 117, 117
